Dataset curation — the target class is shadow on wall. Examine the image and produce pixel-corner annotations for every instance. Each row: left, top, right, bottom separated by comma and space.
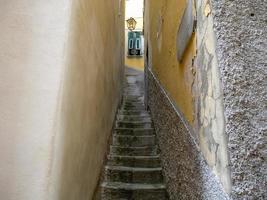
50, 0, 125, 199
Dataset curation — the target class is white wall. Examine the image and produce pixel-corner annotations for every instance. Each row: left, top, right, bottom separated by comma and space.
126, 0, 143, 19
0, 1, 71, 199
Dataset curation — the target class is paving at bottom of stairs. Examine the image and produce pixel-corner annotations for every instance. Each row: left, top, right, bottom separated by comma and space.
101, 67, 168, 200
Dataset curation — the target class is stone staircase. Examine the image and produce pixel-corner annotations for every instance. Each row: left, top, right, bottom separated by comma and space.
101, 69, 168, 200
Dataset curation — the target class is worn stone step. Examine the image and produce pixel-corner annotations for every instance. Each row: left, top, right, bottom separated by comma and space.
122, 103, 145, 107
107, 155, 161, 168
123, 91, 141, 94
123, 94, 142, 97
117, 115, 152, 122
122, 105, 145, 110
123, 86, 139, 90
118, 110, 149, 115
122, 100, 144, 105
113, 135, 156, 147
123, 98, 144, 102
101, 182, 167, 200
123, 87, 139, 90
123, 101, 144, 105
123, 98, 143, 103
123, 95, 143, 100
105, 166, 163, 184
110, 146, 158, 156
123, 88, 140, 91
116, 121, 152, 129
123, 93, 142, 96
114, 128, 154, 136
123, 90, 142, 93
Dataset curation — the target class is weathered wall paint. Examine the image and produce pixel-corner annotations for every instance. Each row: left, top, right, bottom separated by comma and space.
210, 0, 267, 198
0, 1, 124, 200
194, 0, 231, 193
144, 0, 231, 195
145, 0, 266, 198
144, 0, 196, 124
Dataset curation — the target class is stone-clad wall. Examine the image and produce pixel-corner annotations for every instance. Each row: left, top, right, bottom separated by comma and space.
210, 0, 267, 199
194, 0, 231, 193
147, 69, 229, 200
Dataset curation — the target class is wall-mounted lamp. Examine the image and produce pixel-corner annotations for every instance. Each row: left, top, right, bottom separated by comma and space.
126, 17, 137, 31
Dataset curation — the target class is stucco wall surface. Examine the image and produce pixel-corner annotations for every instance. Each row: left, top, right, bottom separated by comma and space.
0, 1, 124, 200
50, 0, 125, 199
210, 0, 267, 198
144, 0, 196, 124
0, 1, 72, 200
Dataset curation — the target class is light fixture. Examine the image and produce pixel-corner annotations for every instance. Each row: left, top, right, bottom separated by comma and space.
126, 17, 137, 31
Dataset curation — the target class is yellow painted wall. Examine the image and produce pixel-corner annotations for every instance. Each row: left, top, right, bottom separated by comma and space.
145, 0, 196, 124
0, 1, 124, 200
125, 57, 144, 71
51, 1, 125, 199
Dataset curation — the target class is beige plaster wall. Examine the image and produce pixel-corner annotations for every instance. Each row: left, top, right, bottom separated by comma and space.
0, 0, 124, 200
53, 0, 125, 199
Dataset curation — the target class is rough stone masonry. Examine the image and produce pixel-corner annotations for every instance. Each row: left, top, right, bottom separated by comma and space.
210, 0, 267, 199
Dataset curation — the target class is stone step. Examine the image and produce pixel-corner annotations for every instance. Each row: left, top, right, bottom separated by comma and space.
123, 87, 140, 91
123, 87, 141, 90
114, 128, 154, 136
110, 146, 158, 156
116, 121, 152, 128
101, 70, 168, 199
101, 182, 167, 200
116, 115, 152, 122
105, 166, 164, 184
123, 87, 139, 90
113, 135, 156, 147
123, 90, 142, 93
123, 94, 143, 97
123, 98, 143, 103
118, 110, 150, 115
122, 103, 145, 107
122, 100, 144, 105
123, 101, 144, 105
123, 90, 141, 94
123, 96, 144, 103
122, 105, 145, 110
123, 95, 143, 99
124, 94, 142, 97
107, 155, 161, 168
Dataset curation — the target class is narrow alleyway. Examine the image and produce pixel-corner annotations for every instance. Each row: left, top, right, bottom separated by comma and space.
101, 68, 168, 200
